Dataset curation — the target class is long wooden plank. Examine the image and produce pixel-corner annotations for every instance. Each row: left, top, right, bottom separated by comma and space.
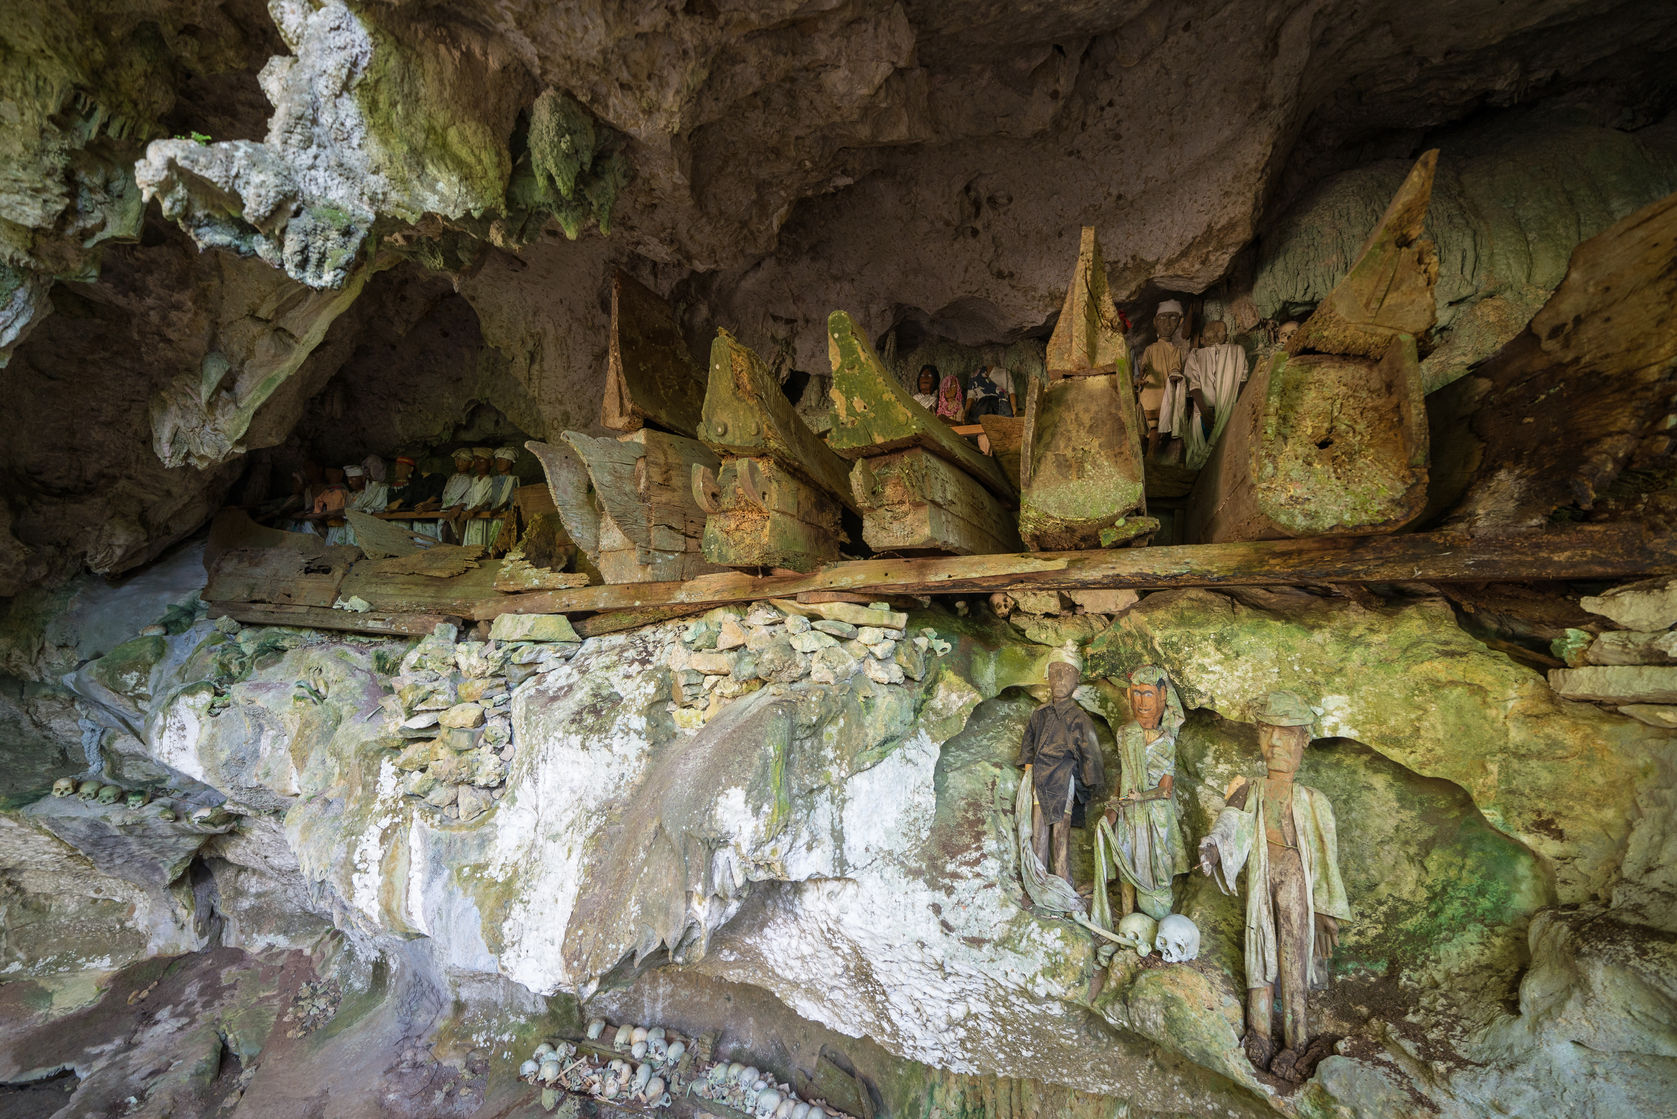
472, 523, 1675, 619
824, 310, 1014, 496
698, 329, 857, 510
206, 602, 457, 636
601, 270, 706, 437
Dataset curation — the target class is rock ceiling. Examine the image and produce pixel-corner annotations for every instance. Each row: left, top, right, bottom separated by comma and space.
1, 0, 1676, 592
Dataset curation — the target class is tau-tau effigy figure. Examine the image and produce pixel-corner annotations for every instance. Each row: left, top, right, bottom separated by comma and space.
1138, 299, 1188, 459
1096, 665, 1190, 921
1179, 320, 1250, 469
1015, 646, 1105, 888
1200, 690, 1350, 1080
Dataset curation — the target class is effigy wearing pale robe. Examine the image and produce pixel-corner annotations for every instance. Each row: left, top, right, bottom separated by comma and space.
327, 483, 389, 546
1180, 342, 1250, 468
1139, 340, 1185, 434
458, 475, 498, 547
466, 474, 518, 550
437, 471, 474, 537
1097, 722, 1190, 920
1204, 782, 1351, 989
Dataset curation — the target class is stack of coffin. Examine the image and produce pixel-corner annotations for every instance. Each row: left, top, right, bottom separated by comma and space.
534, 271, 727, 584
1186, 152, 1438, 543
694, 330, 858, 572
1019, 226, 1155, 550
825, 311, 1021, 555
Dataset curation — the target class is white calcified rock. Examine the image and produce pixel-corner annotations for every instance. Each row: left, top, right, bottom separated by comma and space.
1580, 577, 1677, 632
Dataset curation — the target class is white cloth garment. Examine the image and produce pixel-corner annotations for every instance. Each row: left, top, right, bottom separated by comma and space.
1180, 342, 1250, 467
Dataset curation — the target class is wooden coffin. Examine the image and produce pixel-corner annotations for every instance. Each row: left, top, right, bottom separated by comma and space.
696, 330, 853, 571
1186, 152, 1438, 543
1019, 226, 1151, 550
562, 428, 727, 584
601, 269, 706, 438
851, 448, 1022, 555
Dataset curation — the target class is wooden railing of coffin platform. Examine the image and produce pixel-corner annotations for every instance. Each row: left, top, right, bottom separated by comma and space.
202, 512, 1677, 638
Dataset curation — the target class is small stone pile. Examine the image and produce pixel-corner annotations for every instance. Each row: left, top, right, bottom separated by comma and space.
1548, 576, 1677, 728
386, 617, 581, 822
668, 601, 949, 729
519, 1019, 693, 1111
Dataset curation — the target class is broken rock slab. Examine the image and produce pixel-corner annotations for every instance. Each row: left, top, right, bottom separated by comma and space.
1069, 589, 1140, 615
489, 613, 582, 644
1619, 705, 1677, 729
1548, 666, 1677, 705
1586, 630, 1677, 666
771, 598, 909, 631
1580, 577, 1677, 631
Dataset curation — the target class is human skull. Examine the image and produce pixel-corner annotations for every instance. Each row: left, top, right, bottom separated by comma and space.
614, 1024, 634, 1049
77, 780, 100, 801
707, 1064, 731, 1086
51, 777, 76, 798
1156, 913, 1201, 963
96, 784, 122, 805
631, 1039, 647, 1059
1116, 911, 1158, 957
737, 1066, 759, 1089
775, 1100, 796, 1119
630, 1026, 648, 1045
125, 788, 149, 809
156, 802, 178, 823
792, 1104, 812, 1119
756, 1088, 783, 1117
989, 592, 1016, 619
519, 1059, 539, 1080
533, 1042, 554, 1059
665, 1040, 686, 1064
1277, 320, 1300, 347
648, 1036, 668, 1061
633, 1062, 652, 1093
586, 1016, 606, 1040
646, 1076, 668, 1107
538, 1057, 561, 1085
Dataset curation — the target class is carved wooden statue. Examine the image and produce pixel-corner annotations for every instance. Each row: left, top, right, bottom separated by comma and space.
1015, 649, 1104, 888
1199, 691, 1350, 1081
1099, 665, 1190, 920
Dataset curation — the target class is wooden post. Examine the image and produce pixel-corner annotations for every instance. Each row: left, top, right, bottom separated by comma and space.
1187, 152, 1438, 543
1019, 227, 1151, 550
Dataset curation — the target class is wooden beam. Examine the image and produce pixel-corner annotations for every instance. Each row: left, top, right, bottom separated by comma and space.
698, 329, 857, 510
473, 523, 1675, 619
824, 310, 1014, 496
1427, 188, 1677, 530
206, 602, 457, 636
601, 270, 706, 438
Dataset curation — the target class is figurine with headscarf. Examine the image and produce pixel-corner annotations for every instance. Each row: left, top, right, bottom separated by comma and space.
1094, 664, 1190, 923
1015, 643, 1104, 890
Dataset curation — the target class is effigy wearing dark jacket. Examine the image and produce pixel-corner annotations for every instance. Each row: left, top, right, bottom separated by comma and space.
1015, 698, 1105, 826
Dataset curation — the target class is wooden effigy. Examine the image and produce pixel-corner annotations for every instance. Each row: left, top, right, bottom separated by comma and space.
1186, 151, 1438, 543
694, 329, 856, 571
1019, 226, 1154, 550
825, 310, 1020, 554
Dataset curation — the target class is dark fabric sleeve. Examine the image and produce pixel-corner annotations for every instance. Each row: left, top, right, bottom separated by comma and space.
1016, 710, 1041, 769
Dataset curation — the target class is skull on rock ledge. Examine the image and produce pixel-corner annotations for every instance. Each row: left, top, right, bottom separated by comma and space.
51, 777, 76, 798
77, 780, 100, 801
1116, 911, 1157, 957
96, 784, 122, 805
125, 788, 150, 809
1156, 913, 1201, 963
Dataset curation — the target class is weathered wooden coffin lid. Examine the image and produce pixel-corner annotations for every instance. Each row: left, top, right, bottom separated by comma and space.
1045, 225, 1130, 377
698, 328, 859, 511
1286, 150, 1440, 361
525, 439, 604, 582
824, 309, 1015, 498
601, 270, 705, 438
562, 428, 719, 563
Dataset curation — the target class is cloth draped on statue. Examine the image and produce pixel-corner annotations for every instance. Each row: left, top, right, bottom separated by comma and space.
1204, 782, 1351, 988
1095, 698, 1191, 920
1014, 698, 1104, 826
1179, 342, 1250, 467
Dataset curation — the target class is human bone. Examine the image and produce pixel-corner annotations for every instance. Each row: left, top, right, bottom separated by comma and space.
1116, 911, 1158, 956
631, 1039, 647, 1059
614, 1023, 634, 1048
96, 783, 122, 805
585, 1017, 606, 1040
738, 1065, 759, 1087
51, 777, 76, 797
646, 1075, 666, 1100
756, 1088, 783, 1117
664, 1040, 686, 1064
646, 1026, 665, 1042
1157, 913, 1201, 962
124, 787, 149, 808
519, 1058, 539, 1080
648, 1036, 668, 1060
538, 1057, 561, 1085
77, 780, 100, 800
630, 1025, 648, 1045
776, 1100, 796, 1118
532, 1041, 554, 1059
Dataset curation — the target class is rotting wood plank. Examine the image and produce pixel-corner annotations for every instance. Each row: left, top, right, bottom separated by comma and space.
572, 605, 709, 637
339, 562, 504, 616
825, 309, 1014, 496
470, 522, 1676, 619
978, 415, 1024, 488
851, 448, 1022, 554
526, 439, 604, 584
601, 269, 707, 438
698, 329, 857, 509
206, 602, 457, 637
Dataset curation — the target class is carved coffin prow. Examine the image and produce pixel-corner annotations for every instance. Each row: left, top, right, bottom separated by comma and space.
1187, 152, 1438, 543
696, 330, 852, 570
601, 270, 706, 438
1019, 226, 1152, 550
561, 429, 726, 583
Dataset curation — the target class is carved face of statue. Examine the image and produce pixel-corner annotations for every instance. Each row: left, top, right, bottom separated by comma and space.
918, 368, 936, 393
1046, 661, 1079, 701
393, 461, 413, 485
347, 474, 366, 492
1128, 682, 1165, 730
1258, 723, 1308, 775
473, 455, 491, 475
1203, 320, 1228, 346
1154, 312, 1181, 340
494, 458, 513, 475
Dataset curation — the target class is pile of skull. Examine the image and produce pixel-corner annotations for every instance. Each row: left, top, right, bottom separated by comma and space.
669, 601, 948, 730
386, 622, 579, 823
1113, 911, 1201, 962
691, 1061, 854, 1119
45, 777, 236, 827
519, 1019, 689, 1110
